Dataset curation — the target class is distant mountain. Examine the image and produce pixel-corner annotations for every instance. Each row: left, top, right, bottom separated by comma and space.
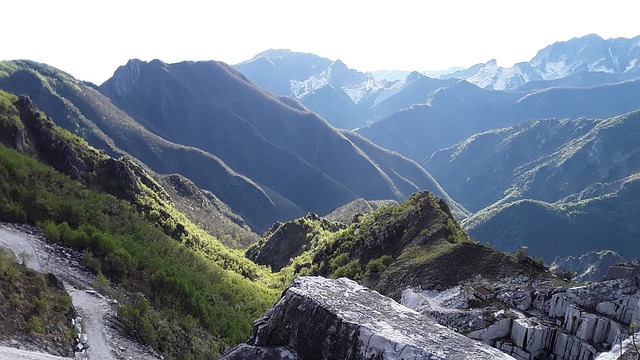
444, 34, 640, 90
235, 50, 377, 129
235, 50, 457, 129
0, 59, 464, 233
444, 59, 541, 90
358, 79, 640, 162
234, 49, 334, 96
432, 111, 640, 260
426, 117, 600, 211
464, 172, 640, 260
0, 60, 291, 236
428, 110, 640, 209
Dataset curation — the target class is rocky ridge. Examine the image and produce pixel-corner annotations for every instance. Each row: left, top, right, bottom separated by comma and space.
443, 34, 640, 90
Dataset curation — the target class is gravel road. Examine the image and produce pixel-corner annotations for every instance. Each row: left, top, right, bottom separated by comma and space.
0, 224, 162, 360
0, 346, 71, 360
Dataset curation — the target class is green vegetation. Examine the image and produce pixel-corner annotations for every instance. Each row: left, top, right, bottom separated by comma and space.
465, 177, 640, 259
0, 90, 279, 358
0, 249, 75, 355
272, 192, 487, 297
246, 213, 344, 272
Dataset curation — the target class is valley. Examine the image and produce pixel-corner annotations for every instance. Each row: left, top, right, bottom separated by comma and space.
0, 31, 639, 360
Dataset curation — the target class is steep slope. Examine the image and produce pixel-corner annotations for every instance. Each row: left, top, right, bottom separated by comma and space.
445, 34, 640, 90
464, 173, 640, 260
250, 191, 553, 300
358, 79, 640, 163
156, 173, 261, 248
0, 60, 293, 235
99, 59, 459, 227
339, 130, 468, 218
0, 248, 74, 357
235, 50, 456, 128
0, 89, 280, 357
425, 117, 601, 211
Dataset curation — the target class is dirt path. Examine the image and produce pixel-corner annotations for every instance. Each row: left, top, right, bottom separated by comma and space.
0, 224, 161, 360
0, 346, 71, 360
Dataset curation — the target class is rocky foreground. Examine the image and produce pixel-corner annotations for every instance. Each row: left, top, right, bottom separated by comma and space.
222, 276, 513, 359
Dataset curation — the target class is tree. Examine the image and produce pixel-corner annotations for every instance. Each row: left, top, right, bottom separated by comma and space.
631, 322, 639, 357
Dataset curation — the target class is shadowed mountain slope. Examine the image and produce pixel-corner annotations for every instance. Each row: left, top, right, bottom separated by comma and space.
0, 60, 292, 234
99, 59, 464, 225
358, 79, 640, 163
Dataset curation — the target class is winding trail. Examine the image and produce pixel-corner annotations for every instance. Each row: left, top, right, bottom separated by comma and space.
0, 224, 161, 360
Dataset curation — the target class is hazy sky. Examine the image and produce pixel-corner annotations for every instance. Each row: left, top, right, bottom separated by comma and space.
4, 0, 640, 84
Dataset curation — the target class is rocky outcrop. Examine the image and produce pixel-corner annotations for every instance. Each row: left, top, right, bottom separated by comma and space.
402, 274, 640, 360
550, 250, 624, 283
325, 198, 398, 225
223, 276, 513, 359
246, 214, 345, 271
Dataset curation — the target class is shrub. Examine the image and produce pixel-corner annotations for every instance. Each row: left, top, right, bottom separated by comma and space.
27, 316, 43, 334
329, 253, 350, 270
333, 260, 363, 279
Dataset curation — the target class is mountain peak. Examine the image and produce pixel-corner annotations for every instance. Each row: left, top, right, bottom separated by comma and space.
251, 48, 293, 60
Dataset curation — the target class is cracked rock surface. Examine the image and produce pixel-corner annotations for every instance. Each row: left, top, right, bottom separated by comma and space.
223, 276, 513, 359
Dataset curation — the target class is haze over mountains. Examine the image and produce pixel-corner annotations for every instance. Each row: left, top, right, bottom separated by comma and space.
0, 59, 463, 234
2, 31, 640, 360
234, 33, 640, 262
444, 34, 640, 90
0, 33, 638, 260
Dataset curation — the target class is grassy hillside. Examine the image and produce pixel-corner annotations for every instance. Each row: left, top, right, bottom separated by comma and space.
0, 249, 75, 357
250, 191, 552, 299
0, 89, 279, 358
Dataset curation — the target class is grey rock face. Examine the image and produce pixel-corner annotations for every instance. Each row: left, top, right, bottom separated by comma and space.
222, 344, 299, 360
223, 276, 513, 360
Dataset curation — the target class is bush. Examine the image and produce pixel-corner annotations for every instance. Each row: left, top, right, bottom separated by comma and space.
366, 258, 387, 273
27, 316, 43, 334
329, 253, 350, 270
333, 259, 363, 279
82, 250, 101, 274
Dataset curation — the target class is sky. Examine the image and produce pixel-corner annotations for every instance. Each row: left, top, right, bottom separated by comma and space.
3, 0, 640, 84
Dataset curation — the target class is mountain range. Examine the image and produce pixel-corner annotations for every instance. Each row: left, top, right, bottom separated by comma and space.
0, 59, 465, 234
235, 50, 458, 129
235, 34, 640, 134
236, 33, 640, 262
1, 32, 640, 360
444, 34, 640, 90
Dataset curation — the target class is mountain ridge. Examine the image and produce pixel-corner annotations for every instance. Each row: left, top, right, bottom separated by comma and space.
444, 34, 640, 90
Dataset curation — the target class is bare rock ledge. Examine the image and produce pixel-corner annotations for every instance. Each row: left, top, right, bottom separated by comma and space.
222, 276, 513, 359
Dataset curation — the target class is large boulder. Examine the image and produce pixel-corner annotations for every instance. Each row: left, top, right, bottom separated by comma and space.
223, 276, 513, 359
